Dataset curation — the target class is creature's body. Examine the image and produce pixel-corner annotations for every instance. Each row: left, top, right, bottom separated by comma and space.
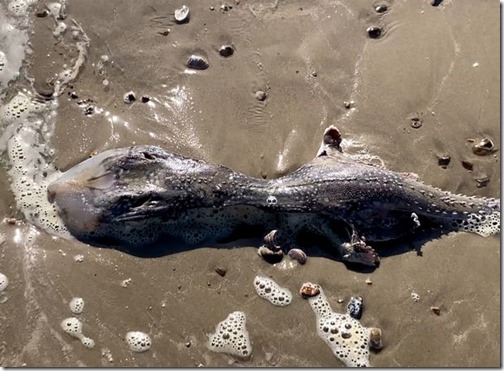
48, 126, 500, 266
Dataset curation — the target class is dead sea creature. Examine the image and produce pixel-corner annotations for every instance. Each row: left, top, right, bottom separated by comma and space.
174, 5, 190, 23
47, 125, 500, 268
187, 55, 209, 70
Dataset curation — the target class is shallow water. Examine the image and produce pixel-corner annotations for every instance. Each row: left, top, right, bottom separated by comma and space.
0, 0, 500, 367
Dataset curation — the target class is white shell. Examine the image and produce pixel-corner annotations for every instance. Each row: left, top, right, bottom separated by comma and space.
174, 5, 190, 23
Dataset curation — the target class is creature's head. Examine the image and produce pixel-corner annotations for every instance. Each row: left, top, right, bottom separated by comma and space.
47, 146, 195, 238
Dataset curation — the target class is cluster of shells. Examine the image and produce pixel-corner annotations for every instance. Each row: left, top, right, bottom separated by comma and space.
257, 230, 307, 265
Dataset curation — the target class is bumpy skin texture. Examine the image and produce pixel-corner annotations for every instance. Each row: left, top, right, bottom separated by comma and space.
47, 127, 500, 263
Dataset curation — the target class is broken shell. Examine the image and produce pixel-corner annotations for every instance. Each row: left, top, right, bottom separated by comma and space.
369, 328, 383, 350
123, 91, 136, 104
472, 138, 495, 156
431, 306, 441, 316
299, 282, 321, 299
219, 44, 235, 58
287, 248, 307, 265
187, 55, 209, 70
346, 296, 363, 320
263, 230, 281, 251
258, 245, 283, 264
174, 5, 190, 23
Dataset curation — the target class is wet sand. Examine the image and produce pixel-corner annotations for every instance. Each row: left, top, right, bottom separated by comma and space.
0, 0, 500, 367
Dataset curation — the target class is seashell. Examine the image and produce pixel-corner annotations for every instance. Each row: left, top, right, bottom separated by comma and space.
346, 296, 363, 319
287, 248, 307, 265
219, 44, 235, 58
174, 5, 190, 23
299, 282, 321, 299
369, 328, 383, 350
263, 229, 281, 251
257, 245, 283, 264
472, 138, 495, 156
186, 55, 209, 70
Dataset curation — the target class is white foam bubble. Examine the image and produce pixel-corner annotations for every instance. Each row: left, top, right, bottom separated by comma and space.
125, 331, 152, 352
81, 336, 95, 349
253, 276, 292, 307
208, 311, 252, 358
304, 283, 373, 367
69, 297, 85, 314
0, 273, 9, 291
61, 317, 83, 338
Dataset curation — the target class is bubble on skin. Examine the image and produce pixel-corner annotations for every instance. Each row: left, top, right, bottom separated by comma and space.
125, 331, 152, 352
253, 276, 292, 307
208, 311, 252, 358
0, 273, 9, 291
69, 297, 85, 314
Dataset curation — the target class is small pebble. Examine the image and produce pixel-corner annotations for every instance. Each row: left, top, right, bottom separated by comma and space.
474, 174, 490, 188
472, 138, 494, 156
141, 96, 150, 103
365, 278, 372, 285
255, 90, 267, 101
158, 30, 170, 36
215, 267, 227, 277
219, 45, 235, 57
431, 0, 443, 6
69, 92, 78, 99
437, 155, 450, 167
185, 341, 191, 348
461, 160, 474, 171
123, 91, 136, 104
121, 278, 132, 287
431, 306, 441, 316
410, 117, 422, 129
411, 292, 420, 302
375, 4, 388, 13
367, 26, 382, 39
343, 101, 355, 109
35, 9, 49, 17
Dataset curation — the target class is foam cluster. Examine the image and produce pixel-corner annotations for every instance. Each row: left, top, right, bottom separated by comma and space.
253, 276, 292, 306
303, 283, 373, 367
0, 273, 9, 291
69, 297, 85, 314
125, 331, 152, 352
454, 210, 500, 237
208, 311, 252, 358
61, 317, 95, 349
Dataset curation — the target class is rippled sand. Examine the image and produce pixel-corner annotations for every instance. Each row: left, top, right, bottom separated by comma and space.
0, 0, 500, 367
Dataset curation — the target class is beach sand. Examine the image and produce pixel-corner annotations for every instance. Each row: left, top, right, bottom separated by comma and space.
0, 0, 500, 366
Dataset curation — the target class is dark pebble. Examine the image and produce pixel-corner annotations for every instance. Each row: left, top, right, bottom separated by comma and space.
69, 92, 78, 99
431, 0, 443, 6
219, 45, 234, 58
255, 90, 267, 101
367, 26, 382, 39
375, 4, 388, 13
437, 155, 450, 167
215, 267, 227, 277
410, 117, 422, 129
35, 9, 48, 18
461, 160, 474, 171
141, 96, 150, 103
475, 175, 490, 188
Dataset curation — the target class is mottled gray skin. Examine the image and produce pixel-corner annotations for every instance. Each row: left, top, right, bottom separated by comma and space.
47, 126, 500, 265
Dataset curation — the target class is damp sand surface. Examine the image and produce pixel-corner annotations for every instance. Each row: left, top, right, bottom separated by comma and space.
0, 0, 500, 367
